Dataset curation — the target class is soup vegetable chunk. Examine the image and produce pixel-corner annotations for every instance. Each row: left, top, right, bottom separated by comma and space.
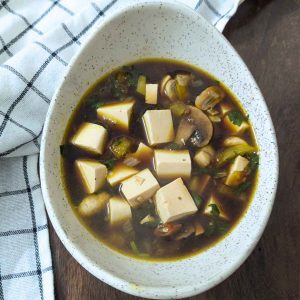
61, 59, 259, 260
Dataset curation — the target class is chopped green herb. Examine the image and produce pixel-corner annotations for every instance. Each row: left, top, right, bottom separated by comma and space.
192, 192, 203, 208
246, 153, 259, 172
214, 79, 221, 85
209, 204, 220, 216
233, 181, 251, 195
228, 111, 244, 126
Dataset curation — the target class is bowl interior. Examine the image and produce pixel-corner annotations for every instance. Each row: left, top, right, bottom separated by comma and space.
40, 2, 278, 299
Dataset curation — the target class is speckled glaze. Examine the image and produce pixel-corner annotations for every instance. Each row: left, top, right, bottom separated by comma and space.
40, 2, 278, 299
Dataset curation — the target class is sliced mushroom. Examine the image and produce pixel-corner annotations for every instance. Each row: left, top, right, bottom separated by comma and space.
154, 223, 182, 237
174, 223, 195, 240
164, 79, 178, 101
195, 86, 225, 110
223, 136, 248, 147
160, 74, 172, 95
175, 106, 213, 147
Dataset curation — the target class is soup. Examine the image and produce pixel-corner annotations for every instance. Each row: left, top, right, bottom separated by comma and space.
61, 59, 259, 260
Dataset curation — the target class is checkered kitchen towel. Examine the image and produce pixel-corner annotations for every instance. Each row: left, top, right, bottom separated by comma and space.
0, 0, 243, 299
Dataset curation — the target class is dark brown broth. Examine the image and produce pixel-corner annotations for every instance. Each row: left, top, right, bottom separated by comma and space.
61, 58, 258, 261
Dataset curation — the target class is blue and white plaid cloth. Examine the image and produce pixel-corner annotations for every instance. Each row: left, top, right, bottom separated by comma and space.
0, 0, 242, 299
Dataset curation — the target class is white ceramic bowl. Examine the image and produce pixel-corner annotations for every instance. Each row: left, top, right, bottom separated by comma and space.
40, 2, 278, 299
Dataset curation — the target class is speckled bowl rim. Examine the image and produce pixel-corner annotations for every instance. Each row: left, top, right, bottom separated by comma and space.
40, 1, 279, 299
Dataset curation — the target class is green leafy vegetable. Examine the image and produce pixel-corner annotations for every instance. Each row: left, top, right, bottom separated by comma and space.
192, 192, 203, 208
217, 144, 257, 166
209, 204, 220, 216
204, 219, 229, 237
109, 137, 133, 158
246, 153, 259, 172
233, 181, 251, 195
228, 111, 244, 126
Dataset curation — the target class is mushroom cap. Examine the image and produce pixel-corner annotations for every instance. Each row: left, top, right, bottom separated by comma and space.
175, 106, 213, 147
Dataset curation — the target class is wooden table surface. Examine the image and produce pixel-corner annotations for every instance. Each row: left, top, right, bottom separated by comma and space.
49, 0, 300, 299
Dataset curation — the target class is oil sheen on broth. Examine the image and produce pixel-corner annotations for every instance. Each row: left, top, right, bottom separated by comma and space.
61, 59, 259, 261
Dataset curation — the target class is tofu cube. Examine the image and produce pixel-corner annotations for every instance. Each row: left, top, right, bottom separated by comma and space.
194, 145, 215, 168
154, 150, 191, 179
145, 84, 158, 104
130, 142, 153, 163
108, 196, 132, 226
107, 163, 139, 187
75, 159, 107, 193
154, 178, 198, 223
223, 115, 249, 134
203, 194, 229, 221
225, 155, 249, 186
120, 169, 160, 208
71, 122, 108, 154
97, 98, 135, 132
78, 192, 110, 217
142, 110, 175, 146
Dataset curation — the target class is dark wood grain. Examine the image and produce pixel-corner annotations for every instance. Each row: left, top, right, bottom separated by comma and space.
49, 0, 300, 299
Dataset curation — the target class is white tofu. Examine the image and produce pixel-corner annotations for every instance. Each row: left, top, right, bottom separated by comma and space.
78, 192, 110, 217
154, 178, 198, 223
203, 194, 229, 221
223, 115, 249, 134
130, 142, 153, 163
108, 196, 132, 226
142, 110, 175, 146
154, 150, 191, 179
145, 84, 158, 104
71, 122, 108, 154
194, 145, 215, 168
120, 169, 160, 208
97, 98, 135, 132
75, 159, 107, 193
107, 163, 139, 187
225, 155, 249, 186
